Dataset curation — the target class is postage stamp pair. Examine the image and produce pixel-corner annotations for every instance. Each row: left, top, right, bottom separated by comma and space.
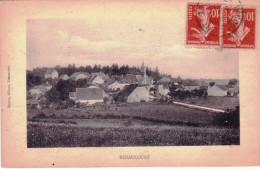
186, 3, 256, 48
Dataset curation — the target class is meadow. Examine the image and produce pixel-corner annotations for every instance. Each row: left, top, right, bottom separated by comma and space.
27, 102, 240, 147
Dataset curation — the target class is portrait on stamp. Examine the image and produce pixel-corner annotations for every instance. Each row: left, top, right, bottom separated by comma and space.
223, 7, 256, 48
186, 4, 221, 46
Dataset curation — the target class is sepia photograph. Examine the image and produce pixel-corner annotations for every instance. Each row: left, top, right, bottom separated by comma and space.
2, 0, 260, 167
26, 19, 239, 148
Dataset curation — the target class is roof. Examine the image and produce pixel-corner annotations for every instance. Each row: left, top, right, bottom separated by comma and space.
88, 75, 105, 83
108, 81, 120, 86
70, 72, 90, 79
164, 83, 171, 89
158, 77, 173, 83
120, 74, 138, 84
119, 84, 138, 98
45, 69, 57, 75
200, 81, 208, 86
182, 80, 199, 86
216, 85, 239, 93
105, 79, 116, 86
216, 85, 228, 91
200, 86, 208, 90
111, 75, 124, 81
75, 88, 103, 100
92, 72, 107, 77
60, 74, 69, 79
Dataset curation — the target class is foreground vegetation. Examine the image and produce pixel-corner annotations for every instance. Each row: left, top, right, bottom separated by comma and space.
27, 102, 239, 147
27, 123, 239, 147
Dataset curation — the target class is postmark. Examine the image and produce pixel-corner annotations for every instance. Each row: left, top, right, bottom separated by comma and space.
222, 7, 256, 48
186, 3, 221, 46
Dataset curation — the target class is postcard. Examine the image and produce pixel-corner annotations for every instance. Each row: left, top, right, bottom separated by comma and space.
1, 0, 260, 167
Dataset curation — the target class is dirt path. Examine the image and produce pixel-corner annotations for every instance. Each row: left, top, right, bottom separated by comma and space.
173, 101, 225, 113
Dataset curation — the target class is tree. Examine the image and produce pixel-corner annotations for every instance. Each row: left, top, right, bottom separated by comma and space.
228, 78, 238, 85
26, 71, 42, 88
155, 66, 159, 73
55, 80, 76, 101
75, 79, 88, 88
102, 65, 110, 74
176, 76, 182, 84
209, 81, 216, 87
85, 65, 92, 73
169, 82, 177, 98
46, 87, 60, 103
119, 65, 129, 75
93, 64, 99, 72
112, 63, 119, 75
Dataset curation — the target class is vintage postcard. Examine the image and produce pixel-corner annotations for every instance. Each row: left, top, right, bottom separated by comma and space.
1, 0, 260, 167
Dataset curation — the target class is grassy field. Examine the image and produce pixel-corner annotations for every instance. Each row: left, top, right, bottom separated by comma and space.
27, 102, 239, 147
181, 96, 239, 110
27, 123, 239, 147
28, 102, 219, 126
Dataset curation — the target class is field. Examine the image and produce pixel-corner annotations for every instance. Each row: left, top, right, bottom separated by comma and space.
181, 96, 239, 110
27, 101, 240, 147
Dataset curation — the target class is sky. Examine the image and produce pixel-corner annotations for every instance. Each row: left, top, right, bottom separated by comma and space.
26, 2, 239, 79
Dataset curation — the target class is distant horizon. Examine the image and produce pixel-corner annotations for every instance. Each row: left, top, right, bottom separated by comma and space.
27, 63, 239, 80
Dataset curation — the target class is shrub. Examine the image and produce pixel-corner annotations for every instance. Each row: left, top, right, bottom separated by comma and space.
213, 106, 239, 128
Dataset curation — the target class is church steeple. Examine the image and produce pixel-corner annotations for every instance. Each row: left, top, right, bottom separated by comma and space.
155, 66, 159, 73
143, 66, 147, 77
141, 61, 145, 73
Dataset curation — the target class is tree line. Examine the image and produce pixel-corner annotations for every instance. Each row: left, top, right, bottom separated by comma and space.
27, 64, 164, 88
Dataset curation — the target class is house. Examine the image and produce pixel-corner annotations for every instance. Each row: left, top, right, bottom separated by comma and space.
111, 75, 124, 81
119, 84, 150, 102
69, 92, 76, 100
139, 75, 154, 85
143, 84, 154, 91
29, 85, 50, 96
135, 69, 154, 85
108, 81, 128, 91
89, 85, 109, 98
59, 74, 69, 80
44, 69, 58, 79
182, 80, 200, 91
119, 74, 139, 84
200, 85, 208, 91
200, 81, 208, 86
89, 76, 105, 85
27, 100, 41, 109
207, 85, 228, 96
72, 87, 104, 104
91, 72, 109, 79
175, 83, 184, 91
157, 84, 170, 96
226, 85, 239, 96
70, 72, 90, 81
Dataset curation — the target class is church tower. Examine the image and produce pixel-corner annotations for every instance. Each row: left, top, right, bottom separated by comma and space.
141, 61, 145, 73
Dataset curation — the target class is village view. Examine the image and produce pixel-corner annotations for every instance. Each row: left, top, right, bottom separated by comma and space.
27, 61, 240, 147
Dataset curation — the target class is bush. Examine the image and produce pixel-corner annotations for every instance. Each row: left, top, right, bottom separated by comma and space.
213, 106, 239, 128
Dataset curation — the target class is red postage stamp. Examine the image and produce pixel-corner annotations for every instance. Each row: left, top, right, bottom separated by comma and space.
222, 7, 256, 48
186, 3, 221, 46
